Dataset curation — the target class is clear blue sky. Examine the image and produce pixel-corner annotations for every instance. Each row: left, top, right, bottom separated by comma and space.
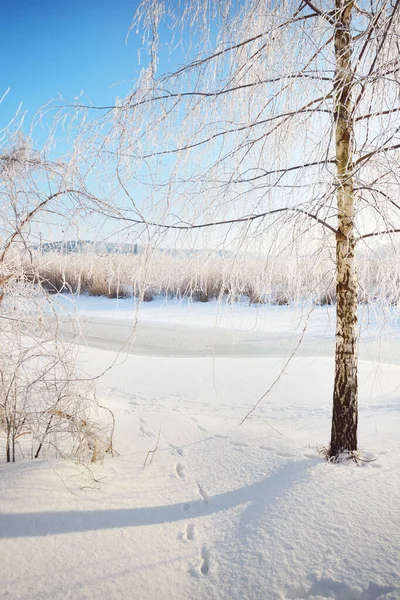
0, 0, 149, 128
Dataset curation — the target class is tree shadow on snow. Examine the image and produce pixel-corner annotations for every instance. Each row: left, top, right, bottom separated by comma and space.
287, 578, 398, 600
0, 458, 313, 538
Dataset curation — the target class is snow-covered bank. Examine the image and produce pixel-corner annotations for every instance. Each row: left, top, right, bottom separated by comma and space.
55, 293, 398, 333
1, 341, 400, 599
54, 295, 400, 366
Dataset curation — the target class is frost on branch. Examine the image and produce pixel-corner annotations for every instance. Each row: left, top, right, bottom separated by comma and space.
0, 283, 115, 464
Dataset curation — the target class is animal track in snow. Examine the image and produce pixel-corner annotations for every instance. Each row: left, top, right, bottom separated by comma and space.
123, 408, 135, 416
186, 523, 195, 541
126, 393, 145, 405
139, 424, 157, 438
200, 547, 210, 575
197, 484, 209, 505
169, 444, 184, 456
229, 441, 249, 448
162, 394, 185, 402
176, 463, 185, 479
191, 417, 207, 432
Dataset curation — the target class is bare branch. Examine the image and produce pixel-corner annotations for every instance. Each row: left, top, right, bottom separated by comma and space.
359, 228, 400, 240
355, 107, 400, 121
354, 142, 400, 167
302, 0, 335, 24
109, 206, 339, 235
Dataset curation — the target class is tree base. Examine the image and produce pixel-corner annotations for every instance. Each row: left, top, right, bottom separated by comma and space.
320, 446, 360, 463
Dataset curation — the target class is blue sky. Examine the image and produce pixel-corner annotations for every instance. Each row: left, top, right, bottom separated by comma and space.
0, 0, 155, 242
0, 0, 149, 128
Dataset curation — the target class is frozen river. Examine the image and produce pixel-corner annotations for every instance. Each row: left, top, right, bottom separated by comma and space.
54, 296, 400, 364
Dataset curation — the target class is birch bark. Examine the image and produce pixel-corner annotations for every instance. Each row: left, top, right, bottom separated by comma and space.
330, 0, 358, 458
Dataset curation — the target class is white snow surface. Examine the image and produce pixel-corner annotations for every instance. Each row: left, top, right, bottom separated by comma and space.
1, 297, 400, 600
54, 293, 399, 335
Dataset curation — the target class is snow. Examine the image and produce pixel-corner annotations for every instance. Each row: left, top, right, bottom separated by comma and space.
1, 298, 400, 599
53, 293, 352, 333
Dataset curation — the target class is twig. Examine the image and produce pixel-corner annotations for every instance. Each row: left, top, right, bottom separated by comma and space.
239, 311, 312, 427
143, 426, 161, 467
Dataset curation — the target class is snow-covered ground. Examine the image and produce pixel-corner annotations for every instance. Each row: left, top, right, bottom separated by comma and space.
55, 294, 400, 336
1, 297, 400, 599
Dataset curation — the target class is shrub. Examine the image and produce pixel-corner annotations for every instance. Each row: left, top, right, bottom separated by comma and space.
0, 282, 115, 463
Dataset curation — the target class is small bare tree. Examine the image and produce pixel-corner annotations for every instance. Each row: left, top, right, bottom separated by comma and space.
0, 301, 115, 463
0, 111, 115, 464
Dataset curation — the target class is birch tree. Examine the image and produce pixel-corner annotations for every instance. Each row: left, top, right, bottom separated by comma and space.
67, 0, 400, 460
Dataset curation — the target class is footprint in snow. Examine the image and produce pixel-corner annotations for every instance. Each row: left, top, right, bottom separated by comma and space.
200, 547, 210, 575
169, 444, 184, 456
162, 394, 185, 402
186, 523, 195, 541
139, 424, 157, 438
229, 441, 249, 448
176, 463, 185, 479
191, 417, 207, 432
197, 484, 209, 505
127, 393, 145, 404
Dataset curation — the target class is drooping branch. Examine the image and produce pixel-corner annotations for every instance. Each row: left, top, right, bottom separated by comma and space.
353, 0, 400, 112
58, 73, 333, 112
109, 206, 339, 235
160, 11, 322, 81
359, 228, 400, 240
239, 310, 312, 427
135, 104, 333, 161
355, 107, 400, 121
0, 189, 95, 264
233, 159, 336, 184
354, 142, 400, 167
356, 185, 400, 213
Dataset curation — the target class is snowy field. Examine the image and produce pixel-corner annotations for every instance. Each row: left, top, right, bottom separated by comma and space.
1, 297, 400, 599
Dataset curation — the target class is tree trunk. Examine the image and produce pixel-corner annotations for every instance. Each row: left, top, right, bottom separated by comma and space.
6, 430, 10, 463
329, 0, 358, 459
